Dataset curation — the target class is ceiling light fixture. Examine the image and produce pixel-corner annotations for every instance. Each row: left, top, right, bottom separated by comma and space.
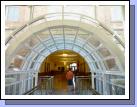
62, 53, 68, 57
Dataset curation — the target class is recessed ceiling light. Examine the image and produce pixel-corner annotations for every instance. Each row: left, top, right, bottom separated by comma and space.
62, 53, 68, 57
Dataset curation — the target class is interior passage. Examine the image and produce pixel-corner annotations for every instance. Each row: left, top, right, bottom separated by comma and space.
5, 5, 125, 96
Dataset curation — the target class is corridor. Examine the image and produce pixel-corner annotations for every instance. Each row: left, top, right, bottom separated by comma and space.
4, 5, 126, 96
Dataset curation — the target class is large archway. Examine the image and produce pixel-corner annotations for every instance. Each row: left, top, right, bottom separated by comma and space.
6, 17, 124, 70
38, 50, 92, 94
5, 13, 125, 95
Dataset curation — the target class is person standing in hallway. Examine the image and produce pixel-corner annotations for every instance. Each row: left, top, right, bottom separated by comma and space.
66, 68, 74, 94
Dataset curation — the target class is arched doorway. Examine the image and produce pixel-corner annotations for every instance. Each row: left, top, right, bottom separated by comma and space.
38, 50, 91, 94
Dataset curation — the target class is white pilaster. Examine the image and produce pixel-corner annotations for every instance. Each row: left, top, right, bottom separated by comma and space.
91, 73, 95, 89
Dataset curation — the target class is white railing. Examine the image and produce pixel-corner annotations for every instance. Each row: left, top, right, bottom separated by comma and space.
5, 71, 38, 95
38, 76, 54, 91
25, 76, 54, 95
75, 76, 98, 95
5, 78, 32, 95
75, 75, 125, 95
5, 73, 54, 95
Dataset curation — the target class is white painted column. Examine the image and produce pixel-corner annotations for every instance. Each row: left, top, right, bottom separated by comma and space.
91, 73, 95, 89
35, 73, 38, 87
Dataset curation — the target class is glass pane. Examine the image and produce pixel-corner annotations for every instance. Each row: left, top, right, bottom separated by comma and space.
46, 6, 62, 13
111, 6, 123, 21
73, 45, 81, 52
26, 51, 37, 61
94, 62, 99, 69
45, 39, 54, 47
30, 61, 35, 69
7, 6, 20, 21
65, 43, 73, 49
64, 27, 77, 35
65, 36, 75, 42
98, 47, 111, 58
64, 6, 95, 18
6, 75, 17, 83
75, 38, 85, 46
9, 57, 24, 69
16, 47, 31, 57
84, 43, 94, 52
34, 44, 45, 51
27, 36, 40, 48
41, 50, 51, 57
33, 6, 47, 18
78, 34, 90, 41
50, 28, 63, 37
104, 58, 119, 71
55, 38, 64, 44
53, 35, 63, 38
57, 43, 65, 49
37, 56, 44, 63
65, 40, 74, 44
79, 49, 87, 57
87, 36, 101, 47
38, 30, 50, 41
50, 45, 58, 51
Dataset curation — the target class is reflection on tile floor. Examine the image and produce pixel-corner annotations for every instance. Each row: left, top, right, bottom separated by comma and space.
32, 73, 95, 95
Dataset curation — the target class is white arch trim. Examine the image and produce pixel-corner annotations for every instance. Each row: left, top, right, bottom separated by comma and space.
25, 43, 99, 73
6, 20, 124, 71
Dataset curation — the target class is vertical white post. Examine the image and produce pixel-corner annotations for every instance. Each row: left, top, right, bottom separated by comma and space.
92, 73, 95, 89
35, 73, 38, 87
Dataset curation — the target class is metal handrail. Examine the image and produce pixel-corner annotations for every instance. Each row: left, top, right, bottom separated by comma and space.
75, 76, 91, 78
5, 12, 125, 48
75, 76, 100, 95
23, 84, 40, 95
5, 71, 37, 74
89, 89, 100, 95
5, 73, 54, 95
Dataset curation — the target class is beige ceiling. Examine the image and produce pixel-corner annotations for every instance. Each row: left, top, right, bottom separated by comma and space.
47, 50, 84, 63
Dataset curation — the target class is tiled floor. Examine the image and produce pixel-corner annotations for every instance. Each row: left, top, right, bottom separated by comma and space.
53, 72, 68, 91
32, 73, 95, 95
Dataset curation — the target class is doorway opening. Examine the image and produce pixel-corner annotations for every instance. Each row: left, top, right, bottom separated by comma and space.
39, 50, 90, 76
37, 50, 93, 94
